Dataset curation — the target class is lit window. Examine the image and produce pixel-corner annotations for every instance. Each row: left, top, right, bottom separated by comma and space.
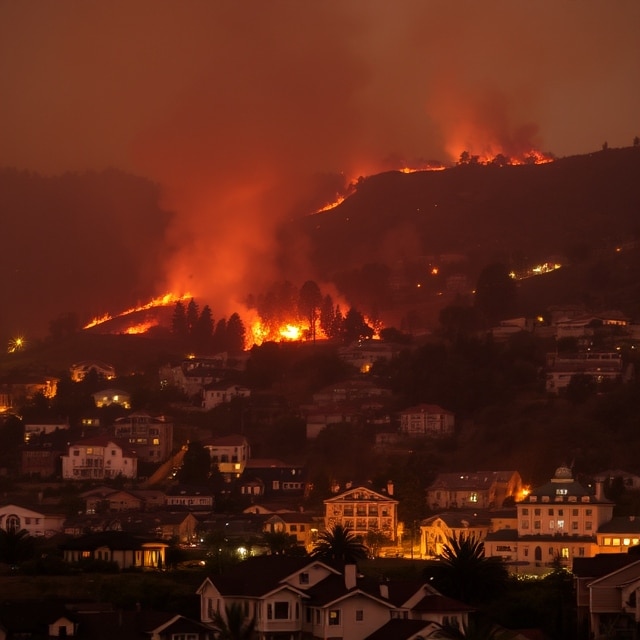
561, 547, 569, 558
329, 610, 341, 626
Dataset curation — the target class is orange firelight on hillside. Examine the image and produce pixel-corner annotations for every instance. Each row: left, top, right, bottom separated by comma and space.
83, 292, 193, 330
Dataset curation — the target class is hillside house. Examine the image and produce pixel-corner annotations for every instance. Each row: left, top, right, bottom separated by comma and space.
92, 388, 131, 409
112, 411, 174, 463
425, 470, 523, 510
202, 433, 250, 479
420, 512, 493, 558
70, 360, 116, 382
399, 404, 455, 438
201, 382, 250, 410
61, 437, 138, 480
545, 351, 623, 394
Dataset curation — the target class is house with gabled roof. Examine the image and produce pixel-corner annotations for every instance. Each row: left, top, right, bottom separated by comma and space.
324, 486, 399, 542
584, 556, 640, 639
196, 556, 473, 640
420, 511, 493, 558
0, 502, 66, 537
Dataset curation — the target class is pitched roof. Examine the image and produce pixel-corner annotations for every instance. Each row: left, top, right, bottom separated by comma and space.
572, 553, 639, 578
206, 555, 332, 597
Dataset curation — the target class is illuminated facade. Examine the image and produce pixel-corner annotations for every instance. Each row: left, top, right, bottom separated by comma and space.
485, 466, 615, 575
112, 411, 173, 463
324, 486, 398, 542
61, 437, 138, 480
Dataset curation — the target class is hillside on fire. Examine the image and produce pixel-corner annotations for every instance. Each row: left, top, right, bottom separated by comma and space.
1, 144, 639, 342
285, 145, 640, 279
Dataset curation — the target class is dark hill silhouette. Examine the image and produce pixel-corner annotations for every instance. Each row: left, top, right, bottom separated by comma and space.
287, 146, 640, 279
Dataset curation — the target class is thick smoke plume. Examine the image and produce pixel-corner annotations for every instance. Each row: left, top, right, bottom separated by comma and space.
1, 1, 638, 335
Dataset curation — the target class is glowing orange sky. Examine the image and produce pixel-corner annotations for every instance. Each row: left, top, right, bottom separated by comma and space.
0, 1, 639, 337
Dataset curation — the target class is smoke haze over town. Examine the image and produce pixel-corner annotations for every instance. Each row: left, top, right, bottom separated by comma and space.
1, 1, 639, 340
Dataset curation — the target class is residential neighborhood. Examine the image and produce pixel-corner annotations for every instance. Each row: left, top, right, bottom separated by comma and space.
0, 291, 638, 640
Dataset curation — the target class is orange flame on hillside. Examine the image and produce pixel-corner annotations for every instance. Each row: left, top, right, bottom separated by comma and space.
83, 292, 193, 330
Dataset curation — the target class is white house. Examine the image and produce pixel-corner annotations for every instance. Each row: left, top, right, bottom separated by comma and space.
0, 503, 66, 537
202, 433, 250, 478
484, 465, 615, 576
61, 436, 138, 480
197, 556, 473, 640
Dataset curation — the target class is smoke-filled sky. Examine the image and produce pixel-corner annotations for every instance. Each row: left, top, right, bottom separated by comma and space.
1, 1, 639, 339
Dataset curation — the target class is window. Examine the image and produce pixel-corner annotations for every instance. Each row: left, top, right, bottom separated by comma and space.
273, 602, 289, 619
522, 508, 529, 515
521, 521, 529, 529
572, 522, 578, 530
548, 509, 554, 516
534, 509, 541, 516
561, 547, 569, 558
586, 522, 593, 531
534, 521, 541, 530
355, 610, 364, 622
469, 492, 478, 503
579, 547, 585, 556
299, 572, 309, 585
328, 610, 341, 626
586, 509, 593, 516
572, 509, 578, 516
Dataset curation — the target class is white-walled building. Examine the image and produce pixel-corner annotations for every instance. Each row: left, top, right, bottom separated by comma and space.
61, 436, 138, 480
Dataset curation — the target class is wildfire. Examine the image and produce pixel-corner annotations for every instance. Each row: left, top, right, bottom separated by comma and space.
83, 292, 193, 330
124, 321, 158, 335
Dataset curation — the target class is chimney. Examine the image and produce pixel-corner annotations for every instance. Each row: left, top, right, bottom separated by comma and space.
595, 480, 604, 501
344, 564, 357, 590
379, 582, 389, 599
387, 480, 394, 496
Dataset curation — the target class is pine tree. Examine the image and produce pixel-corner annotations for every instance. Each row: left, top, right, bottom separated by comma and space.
171, 301, 188, 338
226, 313, 246, 352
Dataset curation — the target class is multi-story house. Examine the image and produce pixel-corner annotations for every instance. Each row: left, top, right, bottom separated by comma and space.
196, 556, 473, 640
61, 437, 138, 480
112, 411, 173, 463
545, 351, 623, 394
324, 486, 399, 543
484, 465, 615, 575
425, 470, 523, 511
399, 404, 455, 438
202, 434, 250, 479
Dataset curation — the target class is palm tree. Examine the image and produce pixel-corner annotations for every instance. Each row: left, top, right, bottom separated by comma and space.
433, 615, 515, 639
0, 528, 35, 565
263, 530, 303, 556
424, 533, 508, 605
210, 602, 255, 640
310, 524, 368, 563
